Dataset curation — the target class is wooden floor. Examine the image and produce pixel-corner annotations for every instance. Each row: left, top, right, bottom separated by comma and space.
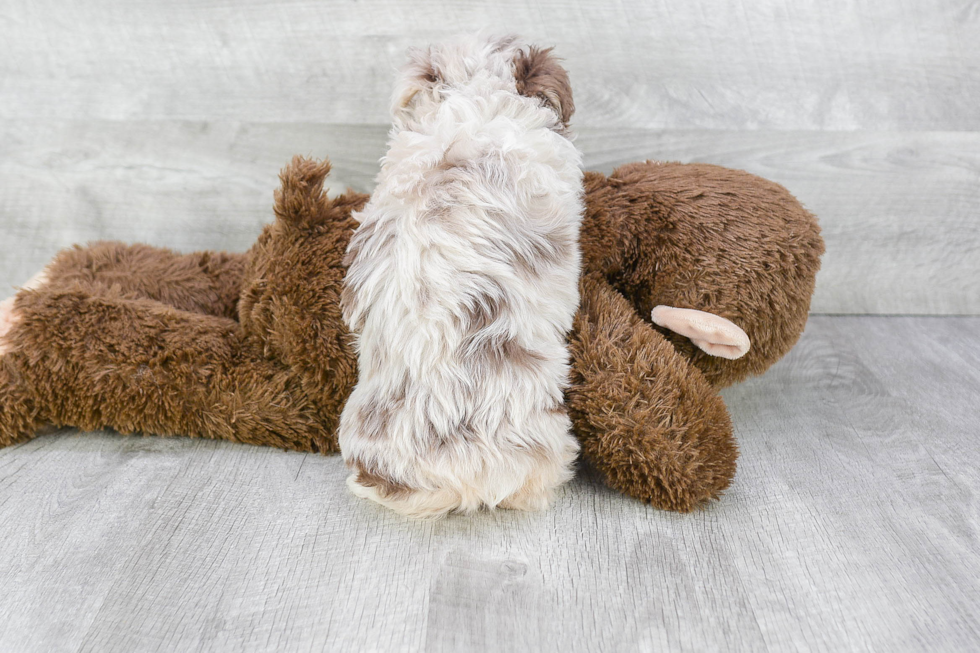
1, 315, 978, 652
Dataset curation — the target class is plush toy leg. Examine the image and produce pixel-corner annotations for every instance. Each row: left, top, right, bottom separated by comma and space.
0, 284, 335, 453
0, 353, 45, 446
236, 156, 363, 415
38, 241, 248, 318
2, 270, 58, 442
567, 274, 738, 512
0, 157, 361, 451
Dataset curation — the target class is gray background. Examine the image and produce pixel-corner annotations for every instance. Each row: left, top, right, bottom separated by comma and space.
1, 2, 979, 652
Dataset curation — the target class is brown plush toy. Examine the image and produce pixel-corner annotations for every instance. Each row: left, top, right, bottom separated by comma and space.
0, 156, 823, 512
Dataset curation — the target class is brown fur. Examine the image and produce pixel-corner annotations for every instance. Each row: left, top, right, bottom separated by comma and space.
581, 161, 825, 388
349, 457, 414, 499
568, 273, 738, 511
0, 156, 822, 512
513, 46, 575, 128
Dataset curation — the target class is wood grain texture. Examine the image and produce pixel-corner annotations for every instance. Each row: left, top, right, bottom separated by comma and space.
0, 121, 388, 286
2, 0, 978, 130
2, 121, 977, 314
0, 316, 979, 652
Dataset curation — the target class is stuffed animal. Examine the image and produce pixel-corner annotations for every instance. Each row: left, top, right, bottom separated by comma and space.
0, 156, 823, 512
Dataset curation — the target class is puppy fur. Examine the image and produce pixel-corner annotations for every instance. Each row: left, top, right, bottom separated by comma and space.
338, 34, 584, 518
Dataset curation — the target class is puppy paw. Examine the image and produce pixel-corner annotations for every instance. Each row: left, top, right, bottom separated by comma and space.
0, 268, 50, 356
498, 479, 555, 512
499, 490, 552, 512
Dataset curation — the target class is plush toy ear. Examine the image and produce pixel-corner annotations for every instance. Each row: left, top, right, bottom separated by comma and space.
651, 306, 751, 360
512, 46, 575, 128
391, 46, 440, 118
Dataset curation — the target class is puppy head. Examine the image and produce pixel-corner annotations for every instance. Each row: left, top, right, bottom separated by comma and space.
390, 34, 575, 132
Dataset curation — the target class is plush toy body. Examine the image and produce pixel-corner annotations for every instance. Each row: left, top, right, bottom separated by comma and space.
0, 157, 823, 512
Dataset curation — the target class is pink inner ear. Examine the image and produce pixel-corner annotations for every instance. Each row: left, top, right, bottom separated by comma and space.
651, 306, 751, 360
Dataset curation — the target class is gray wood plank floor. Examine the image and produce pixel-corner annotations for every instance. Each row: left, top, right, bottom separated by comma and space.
1, 316, 978, 652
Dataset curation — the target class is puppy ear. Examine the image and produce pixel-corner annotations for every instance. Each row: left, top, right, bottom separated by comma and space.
489, 33, 520, 54
392, 46, 440, 116
513, 46, 575, 128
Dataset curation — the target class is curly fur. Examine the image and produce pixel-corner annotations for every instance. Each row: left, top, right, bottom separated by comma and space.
338, 35, 584, 518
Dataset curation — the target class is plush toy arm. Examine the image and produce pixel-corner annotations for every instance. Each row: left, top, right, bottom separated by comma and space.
567, 274, 738, 512
0, 284, 334, 453
39, 241, 248, 319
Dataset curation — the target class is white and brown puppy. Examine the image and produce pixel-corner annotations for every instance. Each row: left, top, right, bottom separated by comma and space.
338, 34, 583, 518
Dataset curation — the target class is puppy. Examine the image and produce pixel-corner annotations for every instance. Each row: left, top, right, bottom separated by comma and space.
338, 34, 584, 518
